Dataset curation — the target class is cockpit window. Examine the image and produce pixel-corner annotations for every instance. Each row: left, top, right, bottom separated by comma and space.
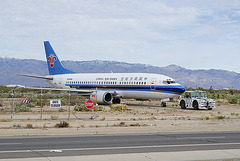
162, 79, 176, 84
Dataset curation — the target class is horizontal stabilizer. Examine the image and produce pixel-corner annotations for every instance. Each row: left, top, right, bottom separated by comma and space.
17, 74, 53, 80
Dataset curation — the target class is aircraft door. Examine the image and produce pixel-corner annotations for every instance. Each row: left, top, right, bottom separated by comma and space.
150, 78, 157, 90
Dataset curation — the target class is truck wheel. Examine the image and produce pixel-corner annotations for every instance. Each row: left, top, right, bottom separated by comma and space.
193, 101, 199, 110
207, 108, 212, 110
180, 100, 186, 109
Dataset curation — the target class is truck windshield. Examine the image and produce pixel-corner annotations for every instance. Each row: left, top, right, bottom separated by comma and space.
191, 92, 206, 98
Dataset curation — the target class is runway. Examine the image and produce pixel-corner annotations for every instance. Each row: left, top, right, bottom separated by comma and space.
0, 131, 240, 160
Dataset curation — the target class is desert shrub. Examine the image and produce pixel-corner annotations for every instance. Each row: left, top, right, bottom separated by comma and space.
14, 103, 30, 112
28, 103, 35, 108
55, 121, 69, 128
0, 86, 12, 93
32, 98, 48, 106
130, 123, 140, 126
0, 119, 11, 122
110, 104, 128, 111
61, 100, 67, 106
25, 124, 33, 129
231, 112, 239, 116
50, 115, 59, 120
70, 96, 86, 106
58, 108, 66, 112
26, 96, 37, 103
95, 106, 104, 111
74, 104, 92, 111
227, 96, 238, 104
13, 124, 22, 128
113, 122, 126, 127
217, 116, 225, 119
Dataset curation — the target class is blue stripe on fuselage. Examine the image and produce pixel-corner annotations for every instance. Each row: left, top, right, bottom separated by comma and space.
65, 84, 185, 94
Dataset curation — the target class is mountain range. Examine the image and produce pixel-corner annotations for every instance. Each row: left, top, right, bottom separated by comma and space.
1, 57, 239, 89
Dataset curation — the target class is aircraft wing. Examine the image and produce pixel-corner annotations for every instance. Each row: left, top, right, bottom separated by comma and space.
5, 85, 93, 93
25, 87, 92, 93
21, 87, 118, 95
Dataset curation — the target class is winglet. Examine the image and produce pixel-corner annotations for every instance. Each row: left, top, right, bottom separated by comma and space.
44, 41, 75, 75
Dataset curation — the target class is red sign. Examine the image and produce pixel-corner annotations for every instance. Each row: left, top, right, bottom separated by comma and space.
85, 100, 94, 109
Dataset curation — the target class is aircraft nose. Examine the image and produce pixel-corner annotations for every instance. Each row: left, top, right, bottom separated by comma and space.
178, 85, 185, 93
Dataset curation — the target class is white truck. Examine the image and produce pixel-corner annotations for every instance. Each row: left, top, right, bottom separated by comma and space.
179, 91, 215, 110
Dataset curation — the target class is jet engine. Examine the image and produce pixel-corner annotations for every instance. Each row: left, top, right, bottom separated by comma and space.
90, 91, 113, 104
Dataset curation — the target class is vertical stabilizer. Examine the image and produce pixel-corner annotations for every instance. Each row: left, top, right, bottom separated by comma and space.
44, 41, 75, 75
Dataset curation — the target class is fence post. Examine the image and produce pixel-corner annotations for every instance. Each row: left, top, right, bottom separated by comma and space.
68, 89, 70, 119
40, 88, 43, 120
11, 89, 13, 120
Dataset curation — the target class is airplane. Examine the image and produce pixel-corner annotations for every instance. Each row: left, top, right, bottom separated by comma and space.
18, 41, 185, 105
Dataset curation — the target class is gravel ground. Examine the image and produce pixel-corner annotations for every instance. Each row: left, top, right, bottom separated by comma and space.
0, 101, 240, 137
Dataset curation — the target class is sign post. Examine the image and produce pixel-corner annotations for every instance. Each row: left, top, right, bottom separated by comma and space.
93, 87, 98, 119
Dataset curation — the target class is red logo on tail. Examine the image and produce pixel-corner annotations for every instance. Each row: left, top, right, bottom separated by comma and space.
48, 54, 57, 68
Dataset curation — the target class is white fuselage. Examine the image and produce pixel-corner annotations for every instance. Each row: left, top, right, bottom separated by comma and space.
46, 73, 185, 100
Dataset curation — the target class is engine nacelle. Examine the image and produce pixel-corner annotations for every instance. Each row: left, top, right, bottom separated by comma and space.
90, 91, 113, 104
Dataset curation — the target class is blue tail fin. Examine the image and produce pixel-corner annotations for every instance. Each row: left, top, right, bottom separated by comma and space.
44, 41, 75, 75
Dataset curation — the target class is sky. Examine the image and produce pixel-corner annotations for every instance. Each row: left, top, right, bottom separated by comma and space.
0, 0, 240, 72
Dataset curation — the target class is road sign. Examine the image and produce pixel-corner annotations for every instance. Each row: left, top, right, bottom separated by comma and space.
85, 100, 94, 109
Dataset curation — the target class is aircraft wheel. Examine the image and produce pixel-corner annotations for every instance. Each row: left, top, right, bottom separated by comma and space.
112, 98, 121, 104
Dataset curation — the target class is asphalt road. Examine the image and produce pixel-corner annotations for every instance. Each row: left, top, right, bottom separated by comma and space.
0, 132, 240, 159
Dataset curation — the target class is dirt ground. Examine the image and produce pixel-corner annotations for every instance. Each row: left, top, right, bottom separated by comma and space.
0, 100, 240, 137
